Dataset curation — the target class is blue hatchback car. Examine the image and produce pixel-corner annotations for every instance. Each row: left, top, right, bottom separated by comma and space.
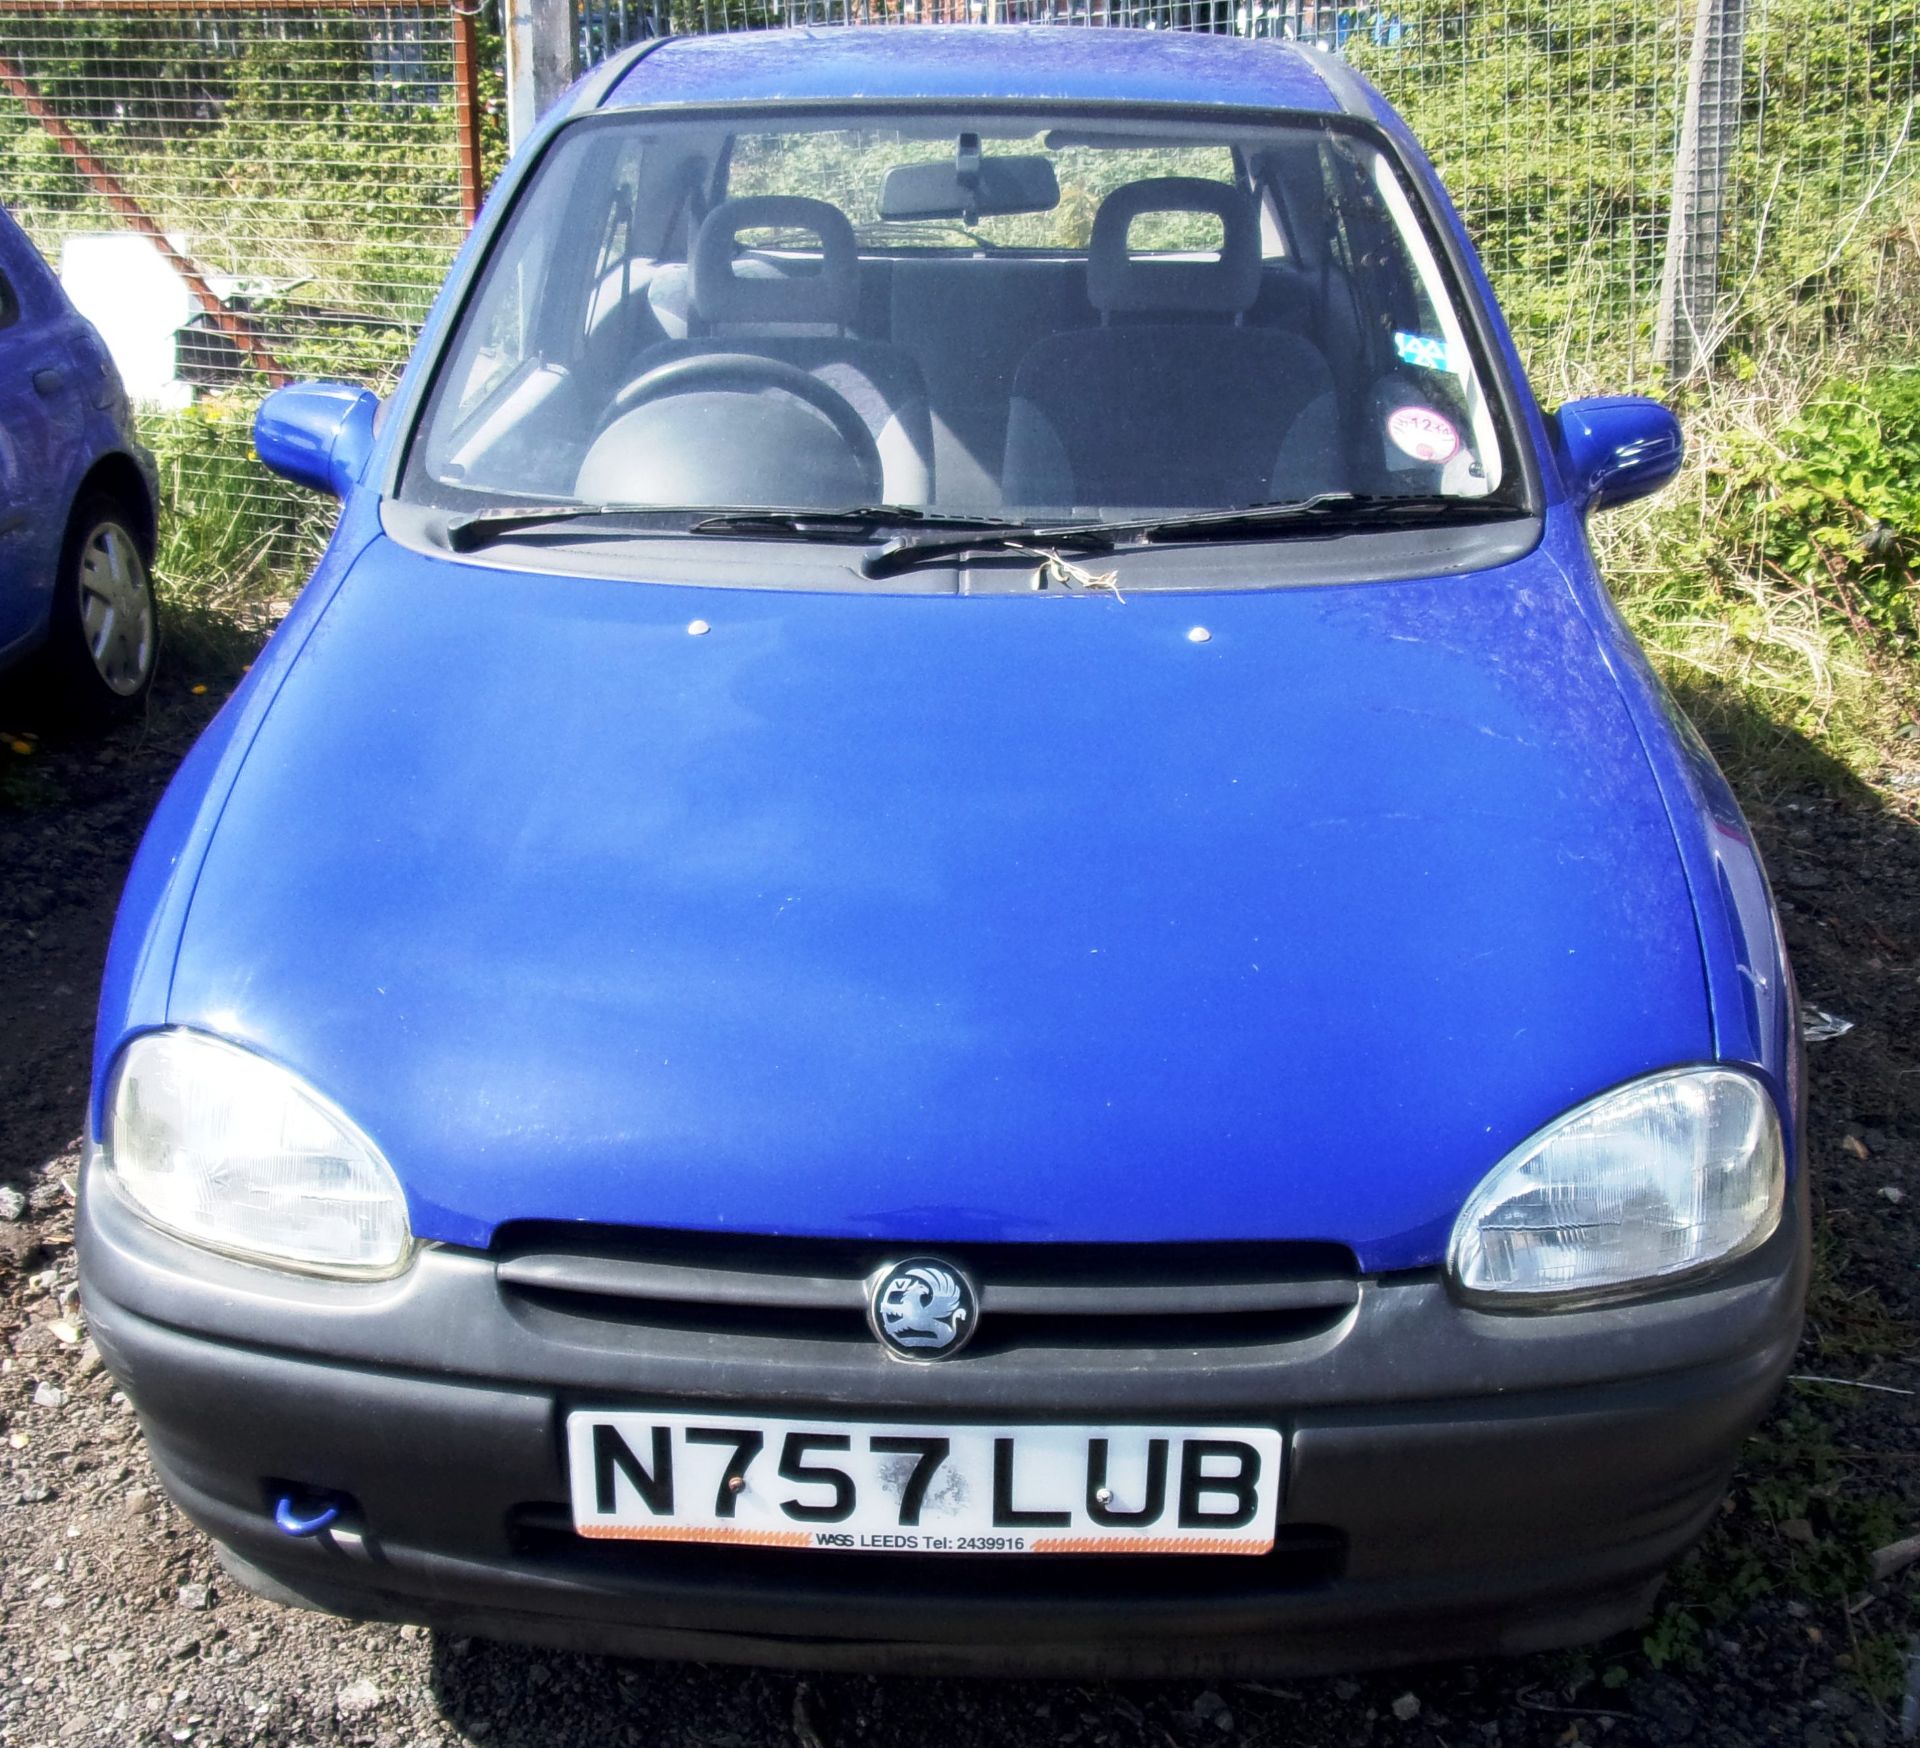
79, 28, 1806, 1676
0, 203, 159, 716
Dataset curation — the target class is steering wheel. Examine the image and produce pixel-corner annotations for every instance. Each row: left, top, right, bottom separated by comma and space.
599, 353, 884, 499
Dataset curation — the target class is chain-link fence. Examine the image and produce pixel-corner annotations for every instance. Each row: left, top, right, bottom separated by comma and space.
1344, 0, 1919, 390
0, 0, 489, 582
578, 0, 1373, 59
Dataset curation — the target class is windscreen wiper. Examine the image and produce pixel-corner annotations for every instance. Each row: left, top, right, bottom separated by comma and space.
859, 525, 1120, 579
697, 507, 1128, 577
445, 502, 677, 553
446, 503, 1029, 555
1109, 491, 1527, 545
859, 493, 1524, 578
690, 506, 1032, 540
447, 494, 1519, 563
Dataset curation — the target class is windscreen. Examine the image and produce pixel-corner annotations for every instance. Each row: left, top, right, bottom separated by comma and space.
405, 107, 1520, 524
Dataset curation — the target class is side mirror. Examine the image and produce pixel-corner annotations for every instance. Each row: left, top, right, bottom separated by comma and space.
1554, 395, 1684, 512
254, 381, 379, 498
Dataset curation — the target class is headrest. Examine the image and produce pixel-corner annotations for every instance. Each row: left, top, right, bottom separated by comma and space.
1086, 178, 1261, 316
690, 196, 859, 329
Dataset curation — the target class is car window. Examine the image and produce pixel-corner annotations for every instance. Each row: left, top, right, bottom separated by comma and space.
582, 130, 651, 344
724, 128, 1239, 252
407, 106, 1522, 534
0, 269, 18, 332
1312, 131, 1503, 492
425, 145, 584, 484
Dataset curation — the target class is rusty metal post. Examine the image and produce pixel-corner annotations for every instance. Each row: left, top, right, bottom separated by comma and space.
451, 1, 485, 227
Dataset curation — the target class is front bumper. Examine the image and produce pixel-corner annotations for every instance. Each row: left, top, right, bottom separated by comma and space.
79, 1174, 1808, 1678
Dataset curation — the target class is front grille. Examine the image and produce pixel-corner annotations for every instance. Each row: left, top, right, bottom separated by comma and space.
505, 1503, 1348, 1599
493, 1224, 1360, 1358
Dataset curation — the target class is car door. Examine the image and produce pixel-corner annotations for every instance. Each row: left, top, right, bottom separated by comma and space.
0, 214, 79, 657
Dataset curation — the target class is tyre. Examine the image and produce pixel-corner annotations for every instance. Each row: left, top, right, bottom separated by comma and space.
44, 493, 158, 720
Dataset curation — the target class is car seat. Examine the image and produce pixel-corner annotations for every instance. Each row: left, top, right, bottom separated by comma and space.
1001, 177, 1338, 510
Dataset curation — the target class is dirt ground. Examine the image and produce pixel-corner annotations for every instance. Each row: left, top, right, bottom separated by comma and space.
1, 664, 1917, 1748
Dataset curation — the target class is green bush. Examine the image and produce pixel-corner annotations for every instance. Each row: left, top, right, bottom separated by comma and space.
1583, 357, 1920, 790
1720, 370, 1920, 643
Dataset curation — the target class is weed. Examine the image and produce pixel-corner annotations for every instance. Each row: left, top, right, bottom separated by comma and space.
1849, 1630, 1912, 1708
1642, 1603, 1707, 1672
1720, 371, 1920, 643
1804, 1219, 1920, 1367
0, 736, 66, 810
145, 397, 325, 676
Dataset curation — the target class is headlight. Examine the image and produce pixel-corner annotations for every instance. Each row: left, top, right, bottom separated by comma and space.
102, 1030, 412, 1278
1449, 1067, 1785, 1308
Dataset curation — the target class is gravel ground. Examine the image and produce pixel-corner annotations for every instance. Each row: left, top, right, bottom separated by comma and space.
2, 666, 1917, 1748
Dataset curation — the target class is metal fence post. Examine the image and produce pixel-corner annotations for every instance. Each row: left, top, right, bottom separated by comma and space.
507, 0, 575, 150
452, 1, 486, 226
1656, 0, 1748, 377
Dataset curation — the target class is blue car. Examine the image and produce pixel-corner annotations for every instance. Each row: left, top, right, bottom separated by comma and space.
0, 204, 159, 716
79, 28, 1805, 1676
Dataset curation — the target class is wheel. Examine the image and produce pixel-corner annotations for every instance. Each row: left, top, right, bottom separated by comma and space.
45, 493, 158, 719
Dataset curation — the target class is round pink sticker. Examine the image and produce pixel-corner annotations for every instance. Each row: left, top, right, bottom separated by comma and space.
1386, 405, 1461, 464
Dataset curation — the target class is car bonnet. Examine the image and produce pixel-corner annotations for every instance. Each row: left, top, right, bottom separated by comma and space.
161, 537, 1709, 1271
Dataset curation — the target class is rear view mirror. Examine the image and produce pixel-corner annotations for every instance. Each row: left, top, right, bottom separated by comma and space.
881, 154, 1060, 222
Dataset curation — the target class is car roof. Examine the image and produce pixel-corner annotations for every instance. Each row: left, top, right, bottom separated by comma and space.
0, 203, 57, 291
596, 25, 1357, 118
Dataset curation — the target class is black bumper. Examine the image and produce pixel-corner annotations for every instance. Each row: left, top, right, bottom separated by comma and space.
79, 1174, 1808, 1678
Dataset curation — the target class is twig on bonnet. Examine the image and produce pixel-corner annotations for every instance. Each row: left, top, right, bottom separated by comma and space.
1016, 546, 1125, 601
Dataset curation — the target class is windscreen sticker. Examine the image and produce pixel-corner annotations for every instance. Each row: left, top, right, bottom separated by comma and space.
1386, 405, 1462, 464
1393, 331, 1460, 373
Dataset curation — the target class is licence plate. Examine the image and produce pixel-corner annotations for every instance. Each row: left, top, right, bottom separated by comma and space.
566, 1411, 1283, 1555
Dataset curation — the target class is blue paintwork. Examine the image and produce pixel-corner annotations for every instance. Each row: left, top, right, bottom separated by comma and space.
1553, 535, 1803, 1111
273, 1495, 341, 1537
97, 486, 386, 1032
253, 382, 379, 499
602, 26, 1346, 116
0, 203, 155, 667
138, 541, 1712, 1270
93, 29, 1799, 1273
1555, 397, 1686, 511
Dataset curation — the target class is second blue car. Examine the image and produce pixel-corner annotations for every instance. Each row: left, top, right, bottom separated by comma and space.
0, 203, 159, 718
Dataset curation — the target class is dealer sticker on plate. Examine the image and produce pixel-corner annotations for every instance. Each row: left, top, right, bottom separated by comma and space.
567, 1411, 1283, 1555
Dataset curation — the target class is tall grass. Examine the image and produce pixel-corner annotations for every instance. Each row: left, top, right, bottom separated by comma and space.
145, 398, 332, 674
